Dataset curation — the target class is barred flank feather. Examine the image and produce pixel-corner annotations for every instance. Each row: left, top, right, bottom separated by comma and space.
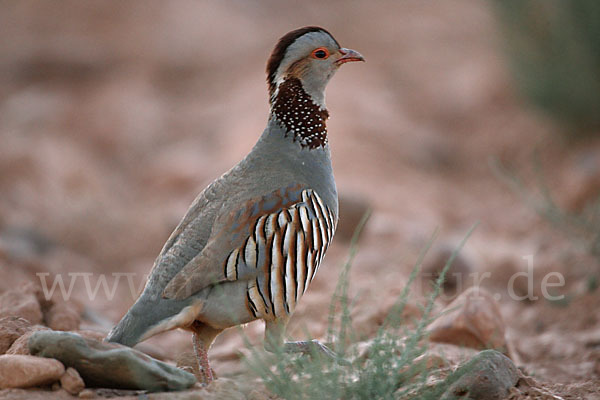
223, 189, 335, 320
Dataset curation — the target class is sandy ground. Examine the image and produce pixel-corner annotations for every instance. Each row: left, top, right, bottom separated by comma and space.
1, 0, 600, 398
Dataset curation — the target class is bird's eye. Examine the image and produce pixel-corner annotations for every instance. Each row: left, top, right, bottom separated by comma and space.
311, 48, 330, 59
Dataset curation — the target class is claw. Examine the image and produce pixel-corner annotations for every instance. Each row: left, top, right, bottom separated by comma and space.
283, 340, 350, 365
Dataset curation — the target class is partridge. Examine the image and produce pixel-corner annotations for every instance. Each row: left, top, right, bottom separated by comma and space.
106, 26, 364, 384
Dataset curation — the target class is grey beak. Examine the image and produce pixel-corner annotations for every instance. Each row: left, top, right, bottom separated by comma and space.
337, 48, 365, 64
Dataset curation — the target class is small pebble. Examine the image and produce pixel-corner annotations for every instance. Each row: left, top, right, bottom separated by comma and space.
61, 367, 86, 395
78, 389, 96, 399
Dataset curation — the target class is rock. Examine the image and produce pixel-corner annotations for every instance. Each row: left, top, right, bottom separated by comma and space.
46, 302, 81, 331
78, 389, 96, 399
0, 286, 43, 325
6, 325, 49, 355
428, 287, 507, 353
336, 193, 371, 241
176, 351, 200, 377
74, 330, 107, 342
60, 367, 85, 395
422, 244, 474, 296
431, 350, 519, 399
29, 331, 196, 392
0, 354, 65, 389
0, 317, 31, 354
417, 343, 478, 370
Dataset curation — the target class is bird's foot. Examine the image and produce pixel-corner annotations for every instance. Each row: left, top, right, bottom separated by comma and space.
178, 358, 216, 386
283, 340, 350, 365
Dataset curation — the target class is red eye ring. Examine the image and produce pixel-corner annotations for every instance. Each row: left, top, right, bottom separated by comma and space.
311, 47, 330, 59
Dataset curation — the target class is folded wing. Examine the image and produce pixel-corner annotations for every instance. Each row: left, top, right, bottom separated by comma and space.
162, 185, 336, 308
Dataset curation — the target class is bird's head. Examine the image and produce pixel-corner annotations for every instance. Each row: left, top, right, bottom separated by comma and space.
266, 26, 364, 108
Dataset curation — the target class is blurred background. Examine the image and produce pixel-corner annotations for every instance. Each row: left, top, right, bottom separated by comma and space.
1, 0, 599, 393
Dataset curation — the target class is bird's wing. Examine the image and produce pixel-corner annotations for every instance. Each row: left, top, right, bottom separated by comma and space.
162, 184, 336, 301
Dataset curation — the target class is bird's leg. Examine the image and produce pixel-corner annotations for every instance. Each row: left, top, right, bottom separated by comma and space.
192, 332, 213, 384
264, 319, 338, 360
190, 321, 221, 385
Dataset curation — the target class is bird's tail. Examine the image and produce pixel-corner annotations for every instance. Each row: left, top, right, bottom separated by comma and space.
106, 294, 201, 347
105, 300, 150, 347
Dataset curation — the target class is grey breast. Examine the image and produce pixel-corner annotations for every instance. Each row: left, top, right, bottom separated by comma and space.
215, 118, 339, 319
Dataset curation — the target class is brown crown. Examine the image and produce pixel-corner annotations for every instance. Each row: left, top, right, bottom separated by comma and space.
266, 26, 339, 97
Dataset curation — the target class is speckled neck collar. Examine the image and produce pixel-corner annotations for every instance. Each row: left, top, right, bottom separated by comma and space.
270, 78, 329, 149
